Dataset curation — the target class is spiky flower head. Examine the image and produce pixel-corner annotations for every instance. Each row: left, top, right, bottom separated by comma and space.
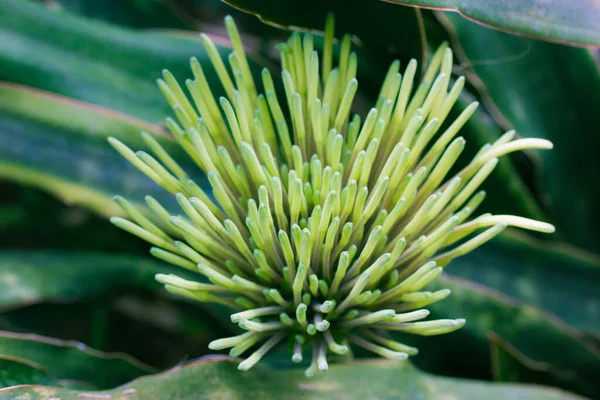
108, 15, 554, 375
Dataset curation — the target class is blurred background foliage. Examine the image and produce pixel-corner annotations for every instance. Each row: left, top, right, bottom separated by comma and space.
0, 0, 598, 398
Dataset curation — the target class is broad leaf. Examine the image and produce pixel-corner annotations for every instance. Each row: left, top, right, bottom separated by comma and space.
438, 12, 600, 253
222, 0, 425, 62
0, 248, 236, 364
0, 83, 205, 216
452, 231, 600, 334
413, 275, 600, 398
0, 0, 262, 122
0, 355, 55, 387
386, 1, 600, 46
34, 0, 273, 37
0, 250, 234, 349
0, 357, 583, 399
0, 251, 199, 310
0, 183, 151, 252
34, 0, 190, 29
489, 332, 566, 389
0, 297, 227, 370
0, 331, 154, 389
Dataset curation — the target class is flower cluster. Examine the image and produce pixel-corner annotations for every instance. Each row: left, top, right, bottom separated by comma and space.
109, 15, 554, 375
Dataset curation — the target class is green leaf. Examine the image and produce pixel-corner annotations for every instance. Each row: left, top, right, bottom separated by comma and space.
386, 0, 600, 46
0, 249, 236, 357
0, 355, 55, 387
0, 297, 228, 370
0, 83, 205, 216
0, 357, 583, 399
414, 275, 600, 398
450, 231, 600, 334
0, 331, 155, 389
222, 0, 425, 61
0, 0, 259, 122
489, 332, 567, 388
0, 249, 235, 345
35, 0, 191, 29
438, 13, 600, 253
0, 183, 152, 252
0, 249, 236, 360
0, 250, 199, 311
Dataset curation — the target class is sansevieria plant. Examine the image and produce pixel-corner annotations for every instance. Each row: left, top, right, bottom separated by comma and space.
108, 15, 554, 376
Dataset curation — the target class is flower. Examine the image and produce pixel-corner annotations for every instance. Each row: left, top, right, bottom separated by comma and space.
108, 15, 554, 375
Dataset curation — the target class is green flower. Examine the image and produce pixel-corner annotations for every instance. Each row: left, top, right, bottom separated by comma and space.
108, 15, 554, 375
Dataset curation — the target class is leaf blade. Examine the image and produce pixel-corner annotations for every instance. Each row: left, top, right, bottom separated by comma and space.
0, 331, 155, 389
411, 275, 600, 398
0, 250, 199, 311
450, 231, 600, 334
386, 0, 600, 46
0, 82, 205, 216
0, 357, 584, 399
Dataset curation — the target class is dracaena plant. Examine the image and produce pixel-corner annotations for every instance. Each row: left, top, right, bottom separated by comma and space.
108, 15, 554, 375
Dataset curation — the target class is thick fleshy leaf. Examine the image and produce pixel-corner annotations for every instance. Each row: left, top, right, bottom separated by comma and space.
0, 251, 200, 310
0, 296, 228, 370
451, 231, 600, 334
412, 275, 600, 398
0, 357, 583, 399
0, 249, 235, 364
438, 12, 600, 253
0, 248, 236, 364
222, 0, 425, 61
0, 355, 55, 387
0, 0, 262, 122
35, 0, 273, 36
0, 83, 205, 216
0, 331, 155, 389
385, 1, 600, 47
489, 332, 566, 388
35, 0, 190, 29
0, 183, 153, 252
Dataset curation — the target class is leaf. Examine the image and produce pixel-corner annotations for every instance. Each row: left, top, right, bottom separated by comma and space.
0, 296, 229, 371
0, 82, 206, 216
36, 0, 272, 37
438, 12, 600, 253
450, 231, 600, 334
0, 250, 236, 358
0, 331, 155, 389
385, 0, 600, 47
0, 250, 200, 311
36, 0, 191, 29
0, 248, 237, 361
0, 0, 263, 122
0, 355, 55, 387
0, 183, 152, 252
411, 275, 600, 398
0, 356, 584, 399
222, 0, 426, 62
489, 332, 568, 388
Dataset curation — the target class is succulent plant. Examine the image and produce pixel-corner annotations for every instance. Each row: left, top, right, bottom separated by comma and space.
108, 15, 554, 375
